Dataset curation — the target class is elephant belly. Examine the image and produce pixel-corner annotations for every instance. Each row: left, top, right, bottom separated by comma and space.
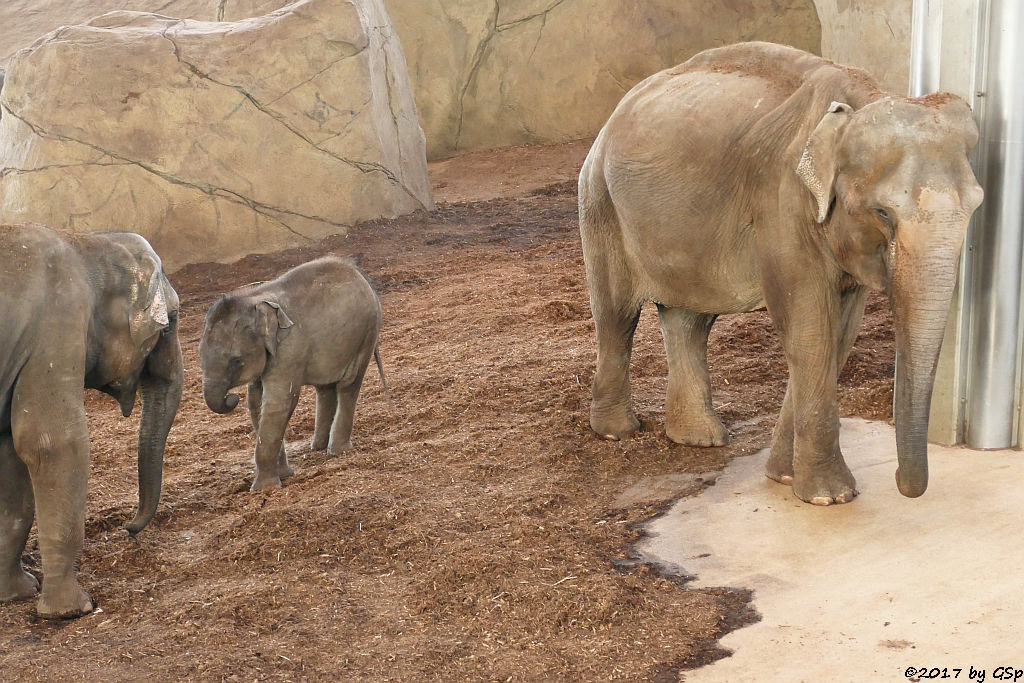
638, 240, 766, 315
301, 329, 373, 387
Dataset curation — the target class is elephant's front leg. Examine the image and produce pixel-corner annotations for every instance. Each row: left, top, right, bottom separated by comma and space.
0, 433, 39, 603
657, 306, 728, 446
248, 379, 292, 481
763, 262, 857, 504
766, 287, 867, 494
11, 377, 93, 617
251, 382, 300, 491
765, 382, 796, 484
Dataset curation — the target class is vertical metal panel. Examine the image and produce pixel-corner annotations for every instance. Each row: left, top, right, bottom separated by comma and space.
910, 0, 944, 96
964, 0, 1024, 448
911, 0, 975, 447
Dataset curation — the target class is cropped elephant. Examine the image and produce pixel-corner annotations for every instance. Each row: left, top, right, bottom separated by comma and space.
0, 224, 183, 618
579, 42, 983, 504
200, 256, 386, 491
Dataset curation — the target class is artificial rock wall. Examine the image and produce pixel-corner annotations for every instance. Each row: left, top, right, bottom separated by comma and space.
386, 0, 823, 159
0, 0, 292, 63
2, 0, 823, 163
0, 0, 830, 267
0, 0, 431, 270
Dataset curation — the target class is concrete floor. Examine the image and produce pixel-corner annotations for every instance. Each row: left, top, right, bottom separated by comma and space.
639, 418, 1024, 681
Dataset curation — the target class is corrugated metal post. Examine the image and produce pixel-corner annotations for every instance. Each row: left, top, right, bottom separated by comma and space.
964, 0, 1024, 449
910, 0, 969, 446
910, 0, 943, 95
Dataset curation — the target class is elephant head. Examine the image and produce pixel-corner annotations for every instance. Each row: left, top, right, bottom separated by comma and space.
83, 232, 184, 533
199, 294, 293, 414
797, 95, 984, 497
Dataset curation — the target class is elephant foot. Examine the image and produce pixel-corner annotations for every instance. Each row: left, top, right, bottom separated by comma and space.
37, 582, 93, 619
250, 474, 283, 492
327, 440, 353, 456
765, 471, 794, 485
310, 436, 329, 452
590, 407, 640, 441
666, 414, 729, 447
278, 462, 295, 479
765, 448, 794, 485
0, 568, 39, 602
792, 461, 858, 505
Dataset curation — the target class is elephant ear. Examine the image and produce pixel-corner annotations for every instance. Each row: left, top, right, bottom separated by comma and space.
146, 268, 170, 327
797, 101, 853, 224
130, 256, 172, 343
257, 300, 294, 355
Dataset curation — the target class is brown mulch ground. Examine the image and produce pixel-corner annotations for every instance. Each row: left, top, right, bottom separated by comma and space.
0, 148, 894, 681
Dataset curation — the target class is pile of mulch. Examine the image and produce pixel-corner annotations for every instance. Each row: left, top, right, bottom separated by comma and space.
0, 182, 893, 680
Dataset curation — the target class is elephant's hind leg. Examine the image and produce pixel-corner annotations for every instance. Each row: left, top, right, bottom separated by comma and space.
580, 168, 643, 440
657, 306, 728, 446
328, 372, 366, 456
0, 433, 39, 603
312, 385, 338, 452
589, 298, 642, 440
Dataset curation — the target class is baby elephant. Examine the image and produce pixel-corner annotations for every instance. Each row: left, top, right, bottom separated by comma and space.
200, 257, 386, 491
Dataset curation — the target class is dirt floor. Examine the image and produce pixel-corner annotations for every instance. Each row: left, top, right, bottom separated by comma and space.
0, 142, 894, 680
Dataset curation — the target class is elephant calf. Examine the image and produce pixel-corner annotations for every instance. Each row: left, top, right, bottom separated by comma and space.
200, 257, 386, 491
0, 224, 183, 619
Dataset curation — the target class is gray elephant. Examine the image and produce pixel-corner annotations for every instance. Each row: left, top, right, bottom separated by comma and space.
200, 256, 386, 491
579, 42, 983, 505
0, 223, 183, 618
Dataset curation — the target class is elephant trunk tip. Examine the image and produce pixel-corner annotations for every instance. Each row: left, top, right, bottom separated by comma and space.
205, 391, 240, 414
125, 511, 154, 536
895, 467, 928, 498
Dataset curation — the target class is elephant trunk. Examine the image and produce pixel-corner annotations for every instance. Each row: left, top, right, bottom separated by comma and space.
890, 214, 965, 498
127, 339, 184, 534
204, 380, 240, 415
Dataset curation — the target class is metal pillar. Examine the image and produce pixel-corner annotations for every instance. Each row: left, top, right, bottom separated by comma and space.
963, 0, 1024, 448
912, 0, 1024, 449
910, 0, 943, 96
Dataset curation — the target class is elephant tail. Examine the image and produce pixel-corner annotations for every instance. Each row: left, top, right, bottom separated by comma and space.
373, 346, 393, 412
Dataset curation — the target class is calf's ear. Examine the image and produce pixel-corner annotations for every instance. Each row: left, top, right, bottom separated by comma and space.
256, 300, 294, 355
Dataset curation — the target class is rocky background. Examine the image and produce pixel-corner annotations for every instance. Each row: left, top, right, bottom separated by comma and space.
0, 0, 911, 267
0, 0, 430, 269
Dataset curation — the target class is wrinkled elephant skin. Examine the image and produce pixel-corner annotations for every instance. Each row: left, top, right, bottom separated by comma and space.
0, 223, 183, 618
199, 257, 385, 492
579, 42, 983, 504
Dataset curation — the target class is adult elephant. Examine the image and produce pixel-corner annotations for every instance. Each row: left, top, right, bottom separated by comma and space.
579, 42, 983, 505
0, 224, 183, 618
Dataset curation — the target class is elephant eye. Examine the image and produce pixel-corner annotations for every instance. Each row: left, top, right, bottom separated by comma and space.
228, 356, 244, 370
874, 207, 894, 228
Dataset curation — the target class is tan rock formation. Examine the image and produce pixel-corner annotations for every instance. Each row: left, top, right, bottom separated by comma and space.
0, 0, 431, 270
0, 1, 292, 63
2, 1, 824, 162
386, 0, 822, 159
